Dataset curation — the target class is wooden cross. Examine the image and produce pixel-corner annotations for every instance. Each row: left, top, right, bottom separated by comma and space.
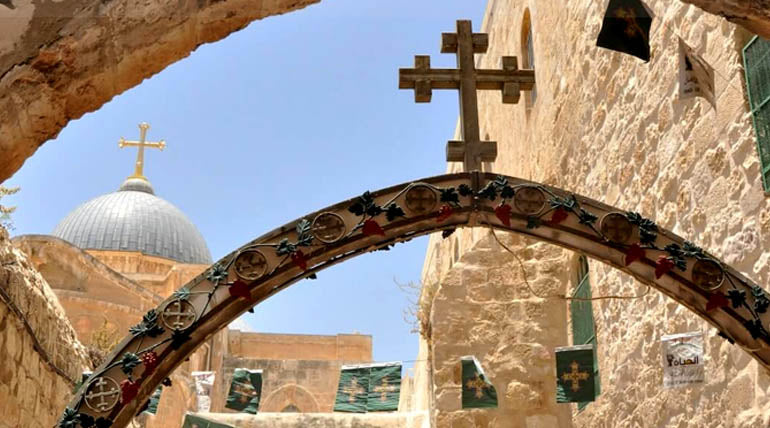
119, 122, 166, 180
561, 361, 590, 392
372, 378, 398, 402
465, 374, 489, 399
399, 20, 535, 171
341, 377, 365, 403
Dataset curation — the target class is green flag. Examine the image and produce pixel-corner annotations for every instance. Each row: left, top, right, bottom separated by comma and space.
556, 344, 597, 403
334, 366, 370, 413
144, 387, 163, 414
461, 356, 498, 408
225, 368, 262, 414
182, 413, 234, 428
367, 363, 401, 412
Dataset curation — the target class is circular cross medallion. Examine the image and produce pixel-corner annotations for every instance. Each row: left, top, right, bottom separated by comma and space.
84, 376, 121, 413
161, 299, 197, 330
311, 212, 347, 243
234, 250, 268, 280
405, 185, 438, 215
600, 212, 634, 244
691, 259, 724, 291
513, 186, 546, 215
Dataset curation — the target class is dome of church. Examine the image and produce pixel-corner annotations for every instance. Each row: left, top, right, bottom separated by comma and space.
52, 177, 212, 265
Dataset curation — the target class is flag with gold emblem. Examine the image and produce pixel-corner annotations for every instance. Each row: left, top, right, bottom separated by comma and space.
556, 344, 596, 403
182, 413, 234, 428
461, 356, 498, 408
367, 363, 402, 412
334, 366, 370, 413
225, 368, 262, 414
596, 0, 654, 62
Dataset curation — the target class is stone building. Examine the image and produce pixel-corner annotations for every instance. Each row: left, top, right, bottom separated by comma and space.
416, 0, 770, 427
2, 0, 770, 427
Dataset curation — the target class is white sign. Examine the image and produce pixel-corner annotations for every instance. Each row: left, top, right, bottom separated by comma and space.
678, 38, 715, 107
661, 332, 704, 389
191, 371, 216, 412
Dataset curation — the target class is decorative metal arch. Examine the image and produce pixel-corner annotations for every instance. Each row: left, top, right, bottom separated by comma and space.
59, 172, 770, 427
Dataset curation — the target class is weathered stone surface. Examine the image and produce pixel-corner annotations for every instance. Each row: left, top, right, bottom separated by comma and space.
0, 0, 321, 183
682, 0, 770, 39
419, 0, 770, 427
0, 226, 89, 428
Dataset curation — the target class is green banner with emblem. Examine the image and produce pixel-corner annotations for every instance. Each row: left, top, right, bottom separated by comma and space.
182, 413, 234, 428
225, 368, 262, 414
334, 366, 370, 413
144, 386, 162, 414
461, 356, 498, 408
366, 364, 401, 412
556, 344, 596, 403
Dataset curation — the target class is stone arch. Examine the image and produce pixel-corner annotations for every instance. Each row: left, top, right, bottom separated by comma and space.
61, 172, 770, 427
260, 384, 319, 413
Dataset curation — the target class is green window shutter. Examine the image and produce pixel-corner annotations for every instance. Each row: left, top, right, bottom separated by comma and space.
743, 36, 770, 191
570, 257, 600, 410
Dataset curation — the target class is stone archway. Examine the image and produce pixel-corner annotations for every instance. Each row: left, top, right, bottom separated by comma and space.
59, 172, 770, 427
261, 384, 320, 413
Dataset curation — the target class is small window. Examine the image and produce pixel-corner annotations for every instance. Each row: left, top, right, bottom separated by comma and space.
521, 10, 537, 109
743, 36, 770, 191
570, 256, 600, 409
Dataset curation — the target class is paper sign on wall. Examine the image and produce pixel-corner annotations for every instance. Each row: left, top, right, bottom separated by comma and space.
192, 371, 216, 412
661, 332, 704, 389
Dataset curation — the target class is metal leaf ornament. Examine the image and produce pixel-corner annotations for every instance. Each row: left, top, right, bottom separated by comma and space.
624, 243, 645, 266
207, 263, 229, 284
727, 289, 747, 309
78, 414, 95, 428
744, 319, 765, 340
120, 379, 140, 404
626, 211, 658, 244
130, 309, 165, 338
95, 417, 113, 428
752, 286, 770, 313
58, 408, 80, 428
495, 203, 512, 227
172, 287, 191, 301
385, 203, 406, 221
119, 352, 141, 376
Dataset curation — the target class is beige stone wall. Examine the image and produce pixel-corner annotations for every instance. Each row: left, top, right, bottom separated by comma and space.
421, 0, 770, 427
0, 227, 90, 427
189, 410, 429, 427
209, 330, 373, 414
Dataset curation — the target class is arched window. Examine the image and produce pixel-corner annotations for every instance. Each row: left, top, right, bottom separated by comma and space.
521, 10, 537, 109
570, 256, 600, 409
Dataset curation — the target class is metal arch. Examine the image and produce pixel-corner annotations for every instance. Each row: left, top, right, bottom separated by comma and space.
59, 172, 770, 427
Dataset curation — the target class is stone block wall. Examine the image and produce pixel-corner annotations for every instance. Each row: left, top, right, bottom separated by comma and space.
0, 227, 90, 427
420, 0, 770, 427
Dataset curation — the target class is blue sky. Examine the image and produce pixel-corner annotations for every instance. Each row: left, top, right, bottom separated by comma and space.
6, 1, 486, 366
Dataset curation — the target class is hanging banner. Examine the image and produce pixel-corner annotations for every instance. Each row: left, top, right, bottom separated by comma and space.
144, 387, 163, 415
678, 38, 715, 107
334, 366, 370, 413
367, 363, 402, 412
461, 356, 498, 408
192, 371, 216, 412
661, 332, 704, 389
596, 0, 654, 62
225, 368, 262, 414
556, 344, 596, 403
181, 413, 234, 428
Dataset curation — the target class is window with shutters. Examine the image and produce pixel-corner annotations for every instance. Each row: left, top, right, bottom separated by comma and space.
743, 36, 770, 192
570, 256, 600, 409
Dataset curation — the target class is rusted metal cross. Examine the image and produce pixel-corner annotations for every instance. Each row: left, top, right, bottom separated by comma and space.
399, 20, 535, 171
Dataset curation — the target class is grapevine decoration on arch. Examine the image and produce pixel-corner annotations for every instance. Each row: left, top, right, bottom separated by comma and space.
476, 174, 770, 345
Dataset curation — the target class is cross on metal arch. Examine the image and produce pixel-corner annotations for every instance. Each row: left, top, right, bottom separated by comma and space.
399, 20, 535, 171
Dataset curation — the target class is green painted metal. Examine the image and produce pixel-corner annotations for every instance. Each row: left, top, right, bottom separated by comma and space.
743, 36, 770, 191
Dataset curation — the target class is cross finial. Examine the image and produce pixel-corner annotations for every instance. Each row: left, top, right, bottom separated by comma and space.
399, 20, 535, 171
118, 122, 166, 181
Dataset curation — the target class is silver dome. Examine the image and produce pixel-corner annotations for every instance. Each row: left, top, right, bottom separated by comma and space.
52, 179, 212, 264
